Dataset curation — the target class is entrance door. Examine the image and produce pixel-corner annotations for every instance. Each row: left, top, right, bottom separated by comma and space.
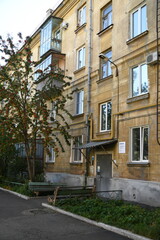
96, 154, 112, 192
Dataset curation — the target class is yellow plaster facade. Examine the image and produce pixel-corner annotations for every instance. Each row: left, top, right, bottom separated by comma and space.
30, 0, 160, 205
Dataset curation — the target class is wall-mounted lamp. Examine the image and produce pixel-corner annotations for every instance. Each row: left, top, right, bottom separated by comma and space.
99, 53, 119, 77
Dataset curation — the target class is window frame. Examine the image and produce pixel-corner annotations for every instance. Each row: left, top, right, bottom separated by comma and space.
130, 4, 147, 38
130, 63, 148, 98
76, 90, 84, 115
34, 55, 52, 81
46, 145, 55, 163
40, 19, 52, 57
101, 3, 112, 30
77, 46, 86, 69
131, 126, 149, 162
71, 135, 83, 163
77, 5, 86, 27
100, 50, 112, 79
100, 101, 112, 132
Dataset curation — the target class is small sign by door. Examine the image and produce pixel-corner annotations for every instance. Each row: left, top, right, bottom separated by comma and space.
119, 142, 126, 153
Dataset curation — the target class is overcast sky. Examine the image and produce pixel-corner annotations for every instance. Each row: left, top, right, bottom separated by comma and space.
0, 0, 63, 39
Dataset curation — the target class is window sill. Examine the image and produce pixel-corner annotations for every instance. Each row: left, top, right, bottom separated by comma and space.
70, 162, 83, 165
97, 24, 113, 36
126, 30, 148, 45
97, 75, 113, 84
46, 161, 55, 164
127, 93, 149, 103
96, 130, 111, 136
74, 66, 85, 74
72, 113, 84, 119
75, 23, 87, 34
127, 161, 150, 167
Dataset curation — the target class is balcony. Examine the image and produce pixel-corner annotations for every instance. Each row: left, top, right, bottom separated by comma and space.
34, 50, 65, 91
40, 16, 62, 57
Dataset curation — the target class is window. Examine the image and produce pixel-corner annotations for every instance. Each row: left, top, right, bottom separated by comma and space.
40, 19, 52, 56
53, 28, 61, 51
46, 145, 55, 163
78, 5, 86, 27
131, 4, 147, 38
76, 90, 84, 115
100, 101, 112, 132
72, 136, 83, 162
49, 101, 56, 121
131, 126, 148, 162
34, 55, 52, 81
77, 46, 85, 69
102, 4, 112, 30
101, 50, 112, 78
131, 63, 148, 97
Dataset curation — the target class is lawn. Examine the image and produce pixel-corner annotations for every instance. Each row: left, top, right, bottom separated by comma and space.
56, 197, 160, 240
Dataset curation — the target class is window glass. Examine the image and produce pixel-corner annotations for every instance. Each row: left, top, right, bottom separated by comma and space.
100, 101, 112, 132
132, 127, 148, 161
78, 6, 86, 26
107, 101, 112, 130
141, 5, 147, 33
131, 5, 147, 38
40, 20, 52, 56
102, 5, 112, 30
46, 145, 55, 163
101, 50, 112, 78
77, 47, 85, 69
132, 66, 139, 97
101, 104, 107, 131
143, 128, 148, 160
141, 64, 148, 94
132, 10, 138, 38
73, 136, 82, 162
76, 90, 84, 114
132, 128, 140, 161
131, 64, 148, 97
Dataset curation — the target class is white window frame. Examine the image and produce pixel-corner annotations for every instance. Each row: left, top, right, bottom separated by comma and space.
34, 55, 52, 81
46, 145, 55, 163
130, 4, 147, 38
131, 126, 149, 162
71, 135, 83, 163
102, 4, 112, 30
100, 101, 112, 132
49, 101, 56, 122
76, 90, 84, 115
40, 19, 52, 56
131, 63, 148, 97
101, 50, 112, 78
78, 5, 86, 27
53, 28, 61, 51
77, 46, 85, 69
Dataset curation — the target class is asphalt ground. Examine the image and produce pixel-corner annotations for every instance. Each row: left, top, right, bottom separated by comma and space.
0, 189, 133, 240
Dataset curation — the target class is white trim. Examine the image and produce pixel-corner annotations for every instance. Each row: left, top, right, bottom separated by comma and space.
131, 126, 149, 162
100, 101, 112, 132
130, 3, 147, 38
77, 46, 85, 69
71, 135, 83, 163
130, 63, 148, 97
46, 146, 55, 163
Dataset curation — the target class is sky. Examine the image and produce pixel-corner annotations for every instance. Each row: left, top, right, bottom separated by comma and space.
0, 0, 63, 39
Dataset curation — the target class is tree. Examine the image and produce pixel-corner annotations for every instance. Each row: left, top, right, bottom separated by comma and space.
0, 33, 73, 181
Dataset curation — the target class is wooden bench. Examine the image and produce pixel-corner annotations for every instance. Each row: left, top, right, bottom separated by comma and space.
28, 182, 66, 196
48, 185, 96, 205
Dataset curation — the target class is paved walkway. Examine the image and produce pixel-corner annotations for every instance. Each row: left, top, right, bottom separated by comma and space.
0, 189, 132, 240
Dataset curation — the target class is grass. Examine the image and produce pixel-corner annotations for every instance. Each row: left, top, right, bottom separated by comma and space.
0, 182, 35, 197
56, 197, 160, 240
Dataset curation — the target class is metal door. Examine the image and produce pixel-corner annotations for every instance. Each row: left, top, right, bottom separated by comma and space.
96, 154, 112, 192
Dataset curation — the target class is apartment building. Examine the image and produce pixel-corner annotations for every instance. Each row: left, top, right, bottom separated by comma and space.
30, 0, 160, 206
